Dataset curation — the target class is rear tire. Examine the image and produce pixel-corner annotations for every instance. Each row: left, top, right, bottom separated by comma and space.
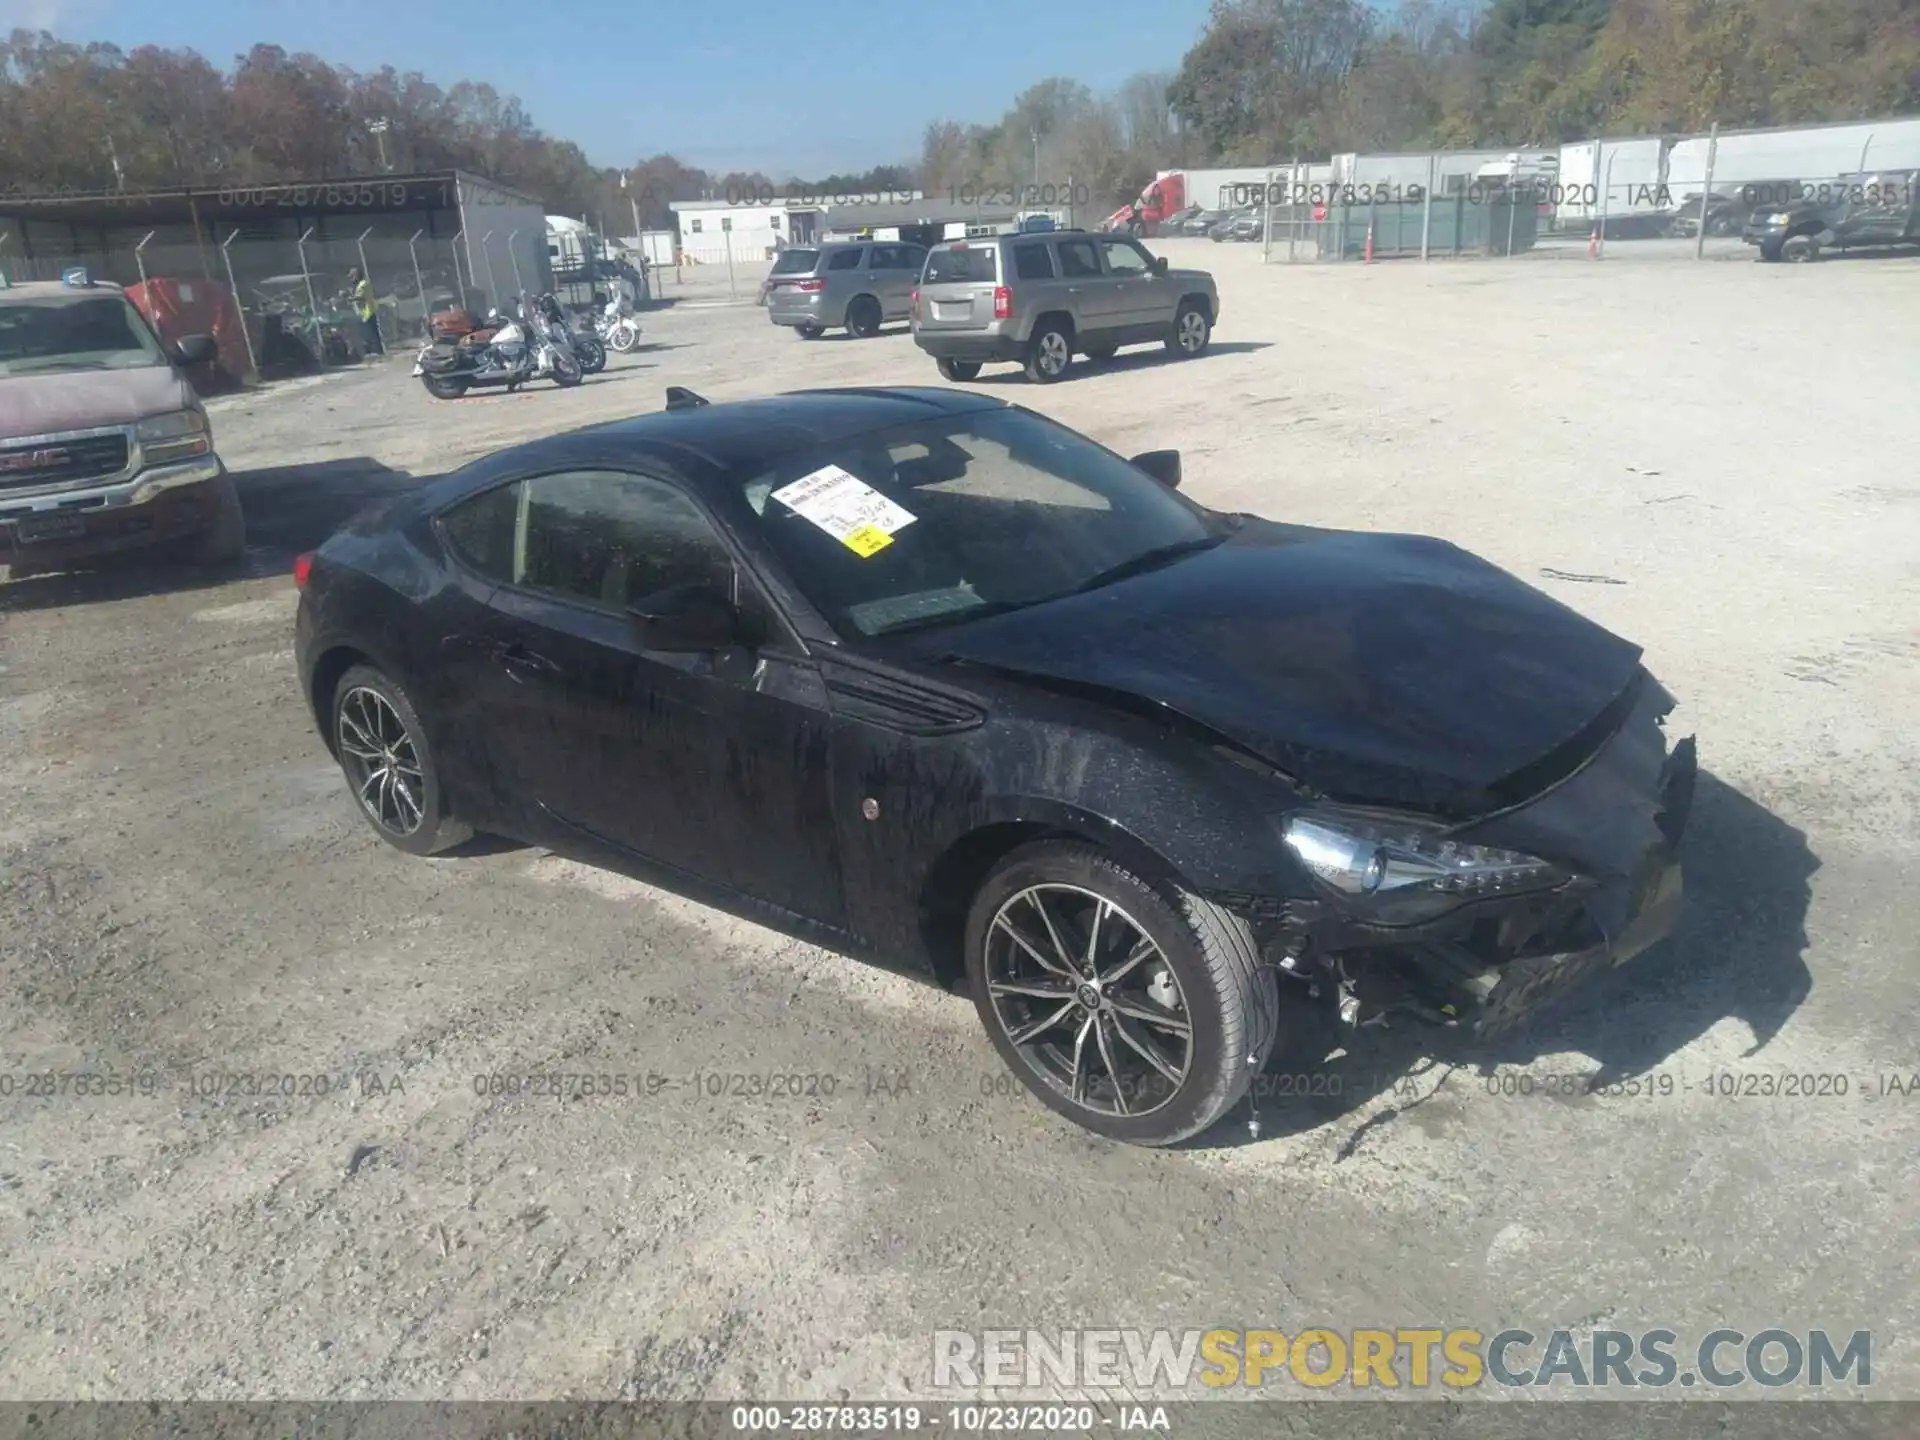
1024, 321, 1073, 384
331, 665, 471, 857
1167, 301, 1211, 359
845, 296, 883, 338
937, 357, 982, 382
422, 375, 469, 399
188, 474, 247, 566
963, 840, 1280, 1146
796, 322, 825, 340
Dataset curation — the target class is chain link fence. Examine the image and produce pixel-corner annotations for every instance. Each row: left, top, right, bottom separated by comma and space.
0, 225, 550, 379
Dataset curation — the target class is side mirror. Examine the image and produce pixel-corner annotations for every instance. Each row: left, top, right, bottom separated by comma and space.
630, 583, 741, 653
1151, 256, 1169, 276
174, 333, 218, 366
1131, 449, 1182, 489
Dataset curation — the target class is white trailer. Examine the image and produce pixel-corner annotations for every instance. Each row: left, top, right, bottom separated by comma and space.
1167, 168, 1295, 210
1333, 149, 1532, 198
1556, 138, 1668, 227
1666, 115, 1920, 192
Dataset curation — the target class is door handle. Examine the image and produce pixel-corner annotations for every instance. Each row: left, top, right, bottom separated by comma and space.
495, 641, 562, 682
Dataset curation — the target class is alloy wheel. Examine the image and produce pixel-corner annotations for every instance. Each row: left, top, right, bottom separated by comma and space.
1178, 310, 1208, 353
1037, 331, 1070, 376
336, 686, 426, 837
982, 883, 1192, 1117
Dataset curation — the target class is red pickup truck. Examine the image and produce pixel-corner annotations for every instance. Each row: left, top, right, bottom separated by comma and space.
1, 272, 244, 579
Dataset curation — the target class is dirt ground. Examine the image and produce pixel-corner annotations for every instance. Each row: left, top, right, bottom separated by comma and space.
2, 237, 1918, 1414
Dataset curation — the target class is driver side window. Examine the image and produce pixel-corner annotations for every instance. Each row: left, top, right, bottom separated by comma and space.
440, 471, 779, 639
1100, 239, 1151, 276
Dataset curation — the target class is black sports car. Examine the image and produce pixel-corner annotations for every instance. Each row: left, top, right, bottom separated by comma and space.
294, 386, 1695, 1146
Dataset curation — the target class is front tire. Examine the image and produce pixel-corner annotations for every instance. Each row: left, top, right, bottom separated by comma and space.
609, 321, 640, 352
1782, 234, 1820, 262
937, 357, 982, 381
331, 665, 471, 857
188, 474, 246, 565
551, 351, 583, 386
1167, 302, 1211, 359
1024, 321, 1073, 383
964, 840, 1279, 1146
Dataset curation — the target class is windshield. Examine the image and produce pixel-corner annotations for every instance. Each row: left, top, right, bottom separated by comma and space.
0, 294, 169, 376
737, 408, 1214, 638
770, 249, 819, 275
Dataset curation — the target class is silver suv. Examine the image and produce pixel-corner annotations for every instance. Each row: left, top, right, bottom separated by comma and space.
910, 230, 1219, 383
765, 240, 927, 340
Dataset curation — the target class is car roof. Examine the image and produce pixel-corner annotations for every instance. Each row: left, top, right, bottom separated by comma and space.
1, 280, 133, 305
412, 386, 1009, 513
930, 229, 1095, 249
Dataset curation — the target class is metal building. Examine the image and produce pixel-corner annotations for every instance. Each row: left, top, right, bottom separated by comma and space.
0, 169, 550, 346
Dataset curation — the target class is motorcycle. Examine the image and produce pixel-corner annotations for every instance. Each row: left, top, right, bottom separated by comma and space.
411, 300, 580, 400
596, 287, 643, 353
529, 293, 605, 376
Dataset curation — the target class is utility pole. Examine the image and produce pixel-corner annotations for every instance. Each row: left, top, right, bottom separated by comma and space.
1031, 131, 1040, 189
102, 99, 126, 190
622, 172, 642, 248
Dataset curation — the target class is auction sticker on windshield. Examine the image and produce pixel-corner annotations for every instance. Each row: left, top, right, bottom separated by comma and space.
772, 464, 917, 557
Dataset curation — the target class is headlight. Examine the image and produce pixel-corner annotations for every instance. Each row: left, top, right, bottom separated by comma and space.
137, 408, 211, 462
1281, 811, 1566, 925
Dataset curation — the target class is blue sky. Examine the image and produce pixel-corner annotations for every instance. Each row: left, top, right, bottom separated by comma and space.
19, 0, 1216, 176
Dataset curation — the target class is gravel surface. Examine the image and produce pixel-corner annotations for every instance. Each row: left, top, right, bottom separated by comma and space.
1, 238, 1916, 1410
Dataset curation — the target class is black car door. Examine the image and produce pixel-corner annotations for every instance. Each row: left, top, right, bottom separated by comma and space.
450, 466, 848, 928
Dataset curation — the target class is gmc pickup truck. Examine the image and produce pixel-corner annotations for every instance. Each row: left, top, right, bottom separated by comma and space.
1, 271, 244, 579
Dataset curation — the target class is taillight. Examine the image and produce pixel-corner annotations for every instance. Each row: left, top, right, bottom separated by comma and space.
993, 286, 1011, 320
795, 278, 826, 293
293, 552, 314, 590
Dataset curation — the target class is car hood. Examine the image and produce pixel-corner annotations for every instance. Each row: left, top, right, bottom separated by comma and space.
931, 521, 1645, 814
2, 365, 193, 441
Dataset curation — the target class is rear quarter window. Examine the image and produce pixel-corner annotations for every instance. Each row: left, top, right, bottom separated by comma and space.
1012, 244, 1055, 280
925, 247, 999, 284
771, 249, 819, 275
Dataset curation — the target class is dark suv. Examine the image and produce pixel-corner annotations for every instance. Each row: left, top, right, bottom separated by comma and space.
1742, 172, 1920, 261
910, 230, 1220, 384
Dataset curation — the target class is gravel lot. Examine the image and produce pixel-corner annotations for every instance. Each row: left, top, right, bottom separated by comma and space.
2, 237, 1917, 1415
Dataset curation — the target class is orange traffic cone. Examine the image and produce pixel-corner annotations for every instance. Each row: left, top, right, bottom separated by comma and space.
1588, 227, 1599, 259
1364, 223, 1375, 264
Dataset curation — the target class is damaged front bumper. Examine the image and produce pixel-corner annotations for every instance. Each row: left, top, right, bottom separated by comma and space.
1230, 677, 1698, 1037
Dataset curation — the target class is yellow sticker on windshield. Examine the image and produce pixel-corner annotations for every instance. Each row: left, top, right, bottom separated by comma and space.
843, 524, 893, 557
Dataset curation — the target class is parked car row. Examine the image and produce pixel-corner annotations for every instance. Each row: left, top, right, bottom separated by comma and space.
762, 230, 1221, 386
